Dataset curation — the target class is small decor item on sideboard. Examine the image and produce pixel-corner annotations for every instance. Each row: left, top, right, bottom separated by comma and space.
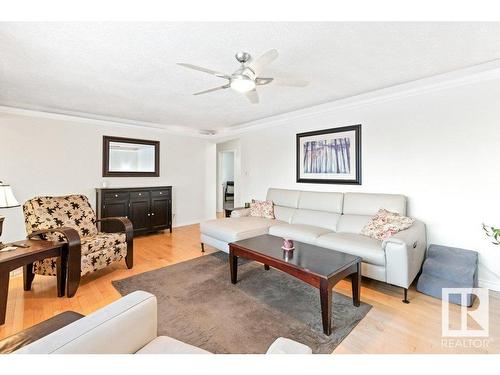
483, 223, 500, 245
244, 202, 250, 208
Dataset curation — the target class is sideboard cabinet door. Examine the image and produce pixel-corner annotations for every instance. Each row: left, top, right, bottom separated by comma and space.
151, 197, 169, 230
129, 197, 151, 233
101, 198, 129, 233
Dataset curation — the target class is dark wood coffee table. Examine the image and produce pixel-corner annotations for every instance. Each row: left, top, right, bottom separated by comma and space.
228, 234, 362, 336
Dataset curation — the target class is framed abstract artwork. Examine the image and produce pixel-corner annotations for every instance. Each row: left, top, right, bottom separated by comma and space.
296, 124, 362, 185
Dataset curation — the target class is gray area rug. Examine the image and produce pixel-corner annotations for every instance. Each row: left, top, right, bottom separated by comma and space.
112, 252, 372, 354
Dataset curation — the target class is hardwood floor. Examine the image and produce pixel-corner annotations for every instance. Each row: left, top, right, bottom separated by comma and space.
0, 223, 498, 353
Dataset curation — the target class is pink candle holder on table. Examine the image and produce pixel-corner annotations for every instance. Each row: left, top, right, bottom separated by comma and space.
282, 238, 294, 251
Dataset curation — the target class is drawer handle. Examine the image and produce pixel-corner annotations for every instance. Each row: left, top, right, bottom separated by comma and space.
160, 192, 163, 195
147, 213, 151, 216
139, 193, 142, 196
151, 213, 155, 216
114, 194, 118, 197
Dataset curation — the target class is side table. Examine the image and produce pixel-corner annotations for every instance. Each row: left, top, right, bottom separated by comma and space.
0, 240, 66, 325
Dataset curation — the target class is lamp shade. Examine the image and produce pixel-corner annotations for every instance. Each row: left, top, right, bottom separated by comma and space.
0, 182, 20, 208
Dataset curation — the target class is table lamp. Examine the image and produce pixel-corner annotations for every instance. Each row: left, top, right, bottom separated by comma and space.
0, 181, 20, 250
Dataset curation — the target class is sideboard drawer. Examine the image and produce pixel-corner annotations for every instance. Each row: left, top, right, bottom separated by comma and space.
130, 191, 150, 200
104, 192, 129, 201
151, 189, 171, 198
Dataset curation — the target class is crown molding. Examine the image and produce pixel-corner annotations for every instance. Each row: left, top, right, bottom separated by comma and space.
214, 59, 500, 141
0, 104, 212, 139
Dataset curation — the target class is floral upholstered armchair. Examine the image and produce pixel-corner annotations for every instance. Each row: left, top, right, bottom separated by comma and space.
23, 195, 133, 297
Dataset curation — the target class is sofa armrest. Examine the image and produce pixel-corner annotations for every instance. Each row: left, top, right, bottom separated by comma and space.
96, 216, 133, 240
382, 220, 426, 250
0, 311, 84, 354
96, 216, 134, 268
230, 208, 251, 218
382, 220, 427, 288
14, 291, 158, 354
266, 337, 312, 354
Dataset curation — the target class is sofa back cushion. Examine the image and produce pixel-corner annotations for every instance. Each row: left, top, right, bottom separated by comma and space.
290, 191, 344, 230
23, 195, 98, 240
297, 191, 343, 213
264, 189, 407, 233
336, 214, 372, 234
343, 192, 407, 216
338, 193, 406, 234
266, 188, 300, 208
291, 209, 340, 231
272, 206, 296, 223
266, 188, 300, 223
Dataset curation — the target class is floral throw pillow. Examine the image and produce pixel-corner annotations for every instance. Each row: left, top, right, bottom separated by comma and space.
361, 208, 415, 241
249, 199, 275, 219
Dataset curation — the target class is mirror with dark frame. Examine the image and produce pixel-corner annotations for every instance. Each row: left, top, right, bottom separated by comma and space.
102, 136, 160, 177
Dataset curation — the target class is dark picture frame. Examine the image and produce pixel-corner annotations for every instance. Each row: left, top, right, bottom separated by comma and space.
102, 136, 160, 177
296, 124, 362, 185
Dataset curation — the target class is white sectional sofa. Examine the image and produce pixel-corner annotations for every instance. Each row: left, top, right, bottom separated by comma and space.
201, 188, 427, 301
15, 291, 311, 354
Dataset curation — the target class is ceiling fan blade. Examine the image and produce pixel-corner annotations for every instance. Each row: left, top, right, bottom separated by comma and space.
248, 49, 278, 75
255, 77, 274, 86
177, 63, 230, 79
273, 77, 309, 87
193, 84, 230, 96
245, 89, 259, 104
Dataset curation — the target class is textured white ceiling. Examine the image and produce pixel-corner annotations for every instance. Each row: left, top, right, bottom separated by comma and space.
1, 22, 500, 133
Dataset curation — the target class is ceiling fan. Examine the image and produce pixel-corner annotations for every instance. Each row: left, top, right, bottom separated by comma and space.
177, 49, 309, 104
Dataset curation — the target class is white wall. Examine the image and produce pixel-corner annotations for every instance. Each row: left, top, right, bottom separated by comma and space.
0, 112, 214, 242
204, 142, 217, 221
236, 78, 500, 290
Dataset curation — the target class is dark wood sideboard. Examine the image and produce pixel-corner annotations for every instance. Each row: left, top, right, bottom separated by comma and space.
96, 186, 172, 236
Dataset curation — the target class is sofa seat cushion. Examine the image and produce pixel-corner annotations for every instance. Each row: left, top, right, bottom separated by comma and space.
33, 232, 128, 276
136, 336, 211, 354
315, 233, 385, 266
81, 232, 127, 256
268, 223, 332, 243
200, 217, 279, 243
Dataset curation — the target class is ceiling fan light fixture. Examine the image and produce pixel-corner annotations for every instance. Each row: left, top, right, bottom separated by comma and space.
230, 76, 256, 93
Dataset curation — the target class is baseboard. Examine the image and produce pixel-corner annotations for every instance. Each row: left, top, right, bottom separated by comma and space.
172, 219, 204, 228
478, 278, 500, 292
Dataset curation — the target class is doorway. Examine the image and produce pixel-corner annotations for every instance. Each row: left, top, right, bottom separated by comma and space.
216, 139, 240, 216
221, 151, 235, 208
